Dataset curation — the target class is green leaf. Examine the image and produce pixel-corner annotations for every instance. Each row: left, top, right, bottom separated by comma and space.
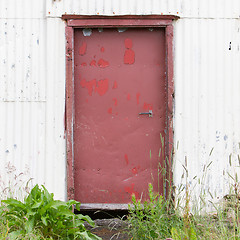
5, 213, 25, 227
78, 231, 102, 240
25, 217, 34, 233
25, 184, 42, 207
41, 216, 48, 226
41, 185, 54, 202
66, 199, 81, 211
7, 230, 23, 239
77, 214, 95, 226
85, 231, 102, 240
56, 208, 75, 217
31, 199, 44, 209
2, 199, 27, 211
40, 200, 66, 215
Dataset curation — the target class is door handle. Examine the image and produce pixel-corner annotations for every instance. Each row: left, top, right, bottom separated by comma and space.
139, 110, 153, 117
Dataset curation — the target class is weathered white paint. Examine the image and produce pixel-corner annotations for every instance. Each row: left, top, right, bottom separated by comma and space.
0, 1, 66, 200
1, 0, 240, 207
174, 18, 240, 209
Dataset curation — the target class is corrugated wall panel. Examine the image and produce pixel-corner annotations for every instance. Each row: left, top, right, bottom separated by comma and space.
46, 0, 240, 18
0, 102, 46, 193
45, 17, 66, 199
0, 0, 45, 19
0, 19, 46, 102
174, 19, 240, 205
0, 4, 66, 199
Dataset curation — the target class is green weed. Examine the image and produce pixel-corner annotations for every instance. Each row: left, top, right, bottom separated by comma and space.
128, 183, 183, 239
127, 184, 240, 239
127, 142, 240, 239
0, 184, 101, 240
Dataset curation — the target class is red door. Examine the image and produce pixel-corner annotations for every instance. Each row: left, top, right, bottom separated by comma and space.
74, 28, 166, 204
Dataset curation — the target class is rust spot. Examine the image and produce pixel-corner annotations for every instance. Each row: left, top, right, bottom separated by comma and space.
127, 93, 131, 101
136, 92, 140, 104
113, 98, 118, 106
112, 81, 118, 89
108, 107, 112, 114
100, 47, 105, 52
79, 42, 87, 55
68, 187, 74, 194
98, 58, 109, 68
124, 154, 129, 165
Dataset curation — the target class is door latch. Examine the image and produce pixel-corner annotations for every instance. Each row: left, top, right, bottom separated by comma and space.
139, 110, 153, 117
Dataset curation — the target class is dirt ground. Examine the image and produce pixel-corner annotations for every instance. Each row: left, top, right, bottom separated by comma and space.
86, 219, 130, 240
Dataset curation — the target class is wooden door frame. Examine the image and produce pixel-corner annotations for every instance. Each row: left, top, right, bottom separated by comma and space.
63, 15, 179, 207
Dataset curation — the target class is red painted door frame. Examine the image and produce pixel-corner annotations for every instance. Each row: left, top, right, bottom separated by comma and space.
63, 15, 178, 203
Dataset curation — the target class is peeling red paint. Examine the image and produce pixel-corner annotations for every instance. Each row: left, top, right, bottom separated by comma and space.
124, 154, 129, 165
80, 79, 86, 88
124, 49, 135, 65
124, 184, 139, 199
80, 79, 97, 96
113, 98, 118, 106
79, 42, 87, 55
90, 60, 97, 66
112, 81, 118, 89
136, 92, 140, 104
96, 78, 109, 96
81, 62, 87, 67
98, 58, 109, 68
125, 38, 133, 49
127, 93, 131, 101
100, 47, 105, 52
143, 102, 153, 110
81, 78, 108, 96
124, 38, 135, 65
108, 107, 112, 114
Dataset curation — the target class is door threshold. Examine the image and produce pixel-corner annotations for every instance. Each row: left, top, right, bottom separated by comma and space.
80, 203, 132, 211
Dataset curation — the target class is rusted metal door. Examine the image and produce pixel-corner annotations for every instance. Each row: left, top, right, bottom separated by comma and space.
73, 28, 166, 204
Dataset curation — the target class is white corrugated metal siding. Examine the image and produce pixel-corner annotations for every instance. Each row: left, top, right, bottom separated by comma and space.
174, 18, 240, 208
0, 0, 66, 200
1, 0, 240, 204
